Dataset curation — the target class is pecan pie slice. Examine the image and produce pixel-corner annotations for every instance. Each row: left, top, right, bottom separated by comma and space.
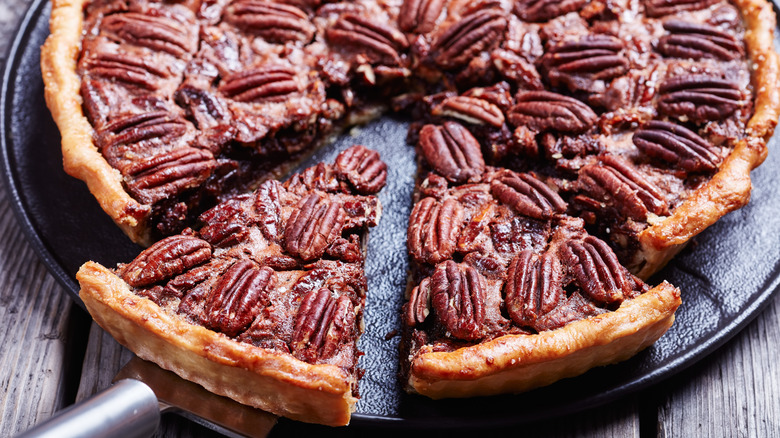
77, 147, 386, 426
402, 158, 681, 397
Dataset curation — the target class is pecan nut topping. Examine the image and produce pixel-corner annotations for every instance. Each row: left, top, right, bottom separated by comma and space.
431, 95, 505, 128
513, 0, 587, 22
418, 121, 485, 184
120, 235, 212, 287
291, 288, 356, 363
561, 236, 631, 304
326, 13, 409, 66
490, 172, 567, 220
98, 111, 189, 150
657, 74, 744, 123
430, 260, 486, 340
199, 195, 253, 247
633, 120, 722, 172
101, 12, 195, 56
658, 20, 743, 61
254, 179, 284, 242
218, 66, 300, 102
284, 193, 347, 261
508, 91, 597, 134
540, 35, 628, 88
398, 0, 445, 33
576, 155, 669, 221
645, 0, 719, 17
406, 277, 432, 327
431, 8, 507, 70
224, 0, 315, 44
491, 49, 544, 91
204, 260, 277, 337
124, 147, 217, 205
84, 52, 169, 90
408, 197, 464, 265
334, 145, 388, 195
504, 250, 564, 328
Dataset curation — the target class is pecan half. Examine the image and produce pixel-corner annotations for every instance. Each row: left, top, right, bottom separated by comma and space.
199, 195, 253, 247
334, 145, 388, 195
432, 95, 505, 128
658, 20, 743, 61
645, 0, 719, 17
406, 277, 432, 326
490, 172, 567, 220
218, 66, 300, 102
657, 74, 744, 123
431, 8, 507, 70
205, 261, 277, 337
254, 179, 284, 242
540, 35, 628, 88
291, 288, 355, 363
326, 13, 409, 66
430, 260, 486, 340
514, 0, 587, 22
561, 236, 631, 304
576, 155, 669, 221
398, 0, 445, 33
633, 120, 722, 172
509, 91, 597, 134
85, 52, 169, 90
491, 49, 544, 91
101, 12, 195, 56
408, 197, 464, 264
125, 147, 217, 205
418, 121, 485, 184
504, 250, 564, 328
284, 194, 347, 261
98, 111, 188, 149
120, 235, 212, 287
224, 0, 315, 44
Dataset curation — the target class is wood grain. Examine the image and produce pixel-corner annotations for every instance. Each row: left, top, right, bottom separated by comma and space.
0, 184, 81, 434
658, 292, 780, 437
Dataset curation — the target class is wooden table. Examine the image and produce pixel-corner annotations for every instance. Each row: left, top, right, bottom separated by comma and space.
1, 1, 779, 436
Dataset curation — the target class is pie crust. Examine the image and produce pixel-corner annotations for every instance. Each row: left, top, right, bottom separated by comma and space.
77, 262, 356, 426
407, 282, 680, 398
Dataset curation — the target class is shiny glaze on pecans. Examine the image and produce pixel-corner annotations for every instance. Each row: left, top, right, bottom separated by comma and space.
407, 197, 464, 264
633, 120, 722, 172
284, 193, 347, 261
490, 172, 567, 220
290, 288, 356, 363
418, 121, 485, 184
430, 260, 486, 340
334, 145, 388, 195
509, 91, 597, 134
120, 235, 212, 287
204, 260, 277, 337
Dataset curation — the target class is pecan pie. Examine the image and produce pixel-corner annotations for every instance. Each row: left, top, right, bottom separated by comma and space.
77, 146, 386, 426
41, 0, 780, 427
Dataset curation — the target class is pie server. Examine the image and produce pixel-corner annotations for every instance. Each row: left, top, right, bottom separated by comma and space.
15, 356, 278, 438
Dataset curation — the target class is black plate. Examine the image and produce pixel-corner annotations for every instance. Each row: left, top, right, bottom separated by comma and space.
3, 0, 780, 428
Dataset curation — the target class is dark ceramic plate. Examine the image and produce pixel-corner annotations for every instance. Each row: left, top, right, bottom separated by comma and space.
3, 0, 780, 428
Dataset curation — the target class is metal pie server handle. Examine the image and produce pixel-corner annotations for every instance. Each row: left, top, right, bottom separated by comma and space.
15, 379, 159, 438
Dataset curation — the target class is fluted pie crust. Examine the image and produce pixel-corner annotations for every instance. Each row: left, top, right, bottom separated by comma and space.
77, 262, 357, 426
407, 282, 680, 398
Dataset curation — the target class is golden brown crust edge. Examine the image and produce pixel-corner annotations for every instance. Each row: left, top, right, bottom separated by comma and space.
407, 282, 681, 399
77, 261, 357, 426
41, 0, 151, 245
637, 0, 780, 278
